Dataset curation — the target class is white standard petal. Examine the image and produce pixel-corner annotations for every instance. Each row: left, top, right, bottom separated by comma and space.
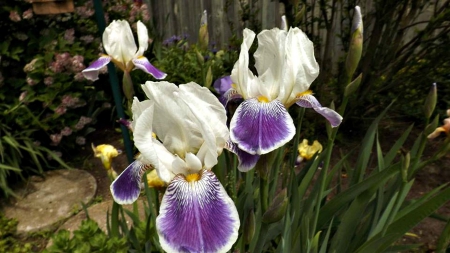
102, 20, 137, 66
281, 28, 319, 105
135, 21, 149, 57
254, 28, 286, 100
230, 28, 256, 99
131, 97, 153, 131
142, 81, 203, 156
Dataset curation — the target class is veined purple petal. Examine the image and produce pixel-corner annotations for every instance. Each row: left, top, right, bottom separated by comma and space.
221, 88, 243, 107
296, 94, 343, 127
225, 139, 260, 172
132, 57, 167, 79
157, 170, 239, 253
82, 55, 111, 81
110, 160, 151, 204
230, 98, 295, 155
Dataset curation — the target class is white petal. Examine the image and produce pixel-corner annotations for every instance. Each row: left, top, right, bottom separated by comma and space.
142, 81, 203, 156
133, 101, 175, 182
230, 28, 256, 99
185, 152, 203, 172
254, 28, 286, 99
131, 97, 152, 131
135, 21, 149, 57
102, 20, 137, 65
281, 28, 319, 104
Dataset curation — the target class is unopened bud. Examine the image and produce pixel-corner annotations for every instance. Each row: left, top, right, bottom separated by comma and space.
344, 73, 362, 97
345, 6, 363, 79
198, 10, 209, 49
281, 15, 288, 31
262, 189, 288, 223
205, 66, 212, 88
423, 83, 437, 119
244, 210, 255, 244
295, 5, 306, 24
122, 72, 134, 100
196, 50, 204, 65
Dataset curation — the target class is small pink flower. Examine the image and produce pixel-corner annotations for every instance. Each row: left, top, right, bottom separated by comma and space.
50, 134, 62, 146
9, 11, 21, 22
44, 76, 54, 86
22, 9, 33, 19
74, 73, 85, 82
74, 116, 92, 130
80, 35, 94, 44
26, 77, 37, 86
60, 126, 72, 136
64, 29, 75, 44
19, 91, 28, 102
76, 136, 86, 145
55, 105, 67, 115
61, 95, 80, 108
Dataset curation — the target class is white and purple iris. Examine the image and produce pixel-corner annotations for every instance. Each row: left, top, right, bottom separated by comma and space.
82, 20, 166, 81
225, 28, 343, 171
110, 81, 239, 253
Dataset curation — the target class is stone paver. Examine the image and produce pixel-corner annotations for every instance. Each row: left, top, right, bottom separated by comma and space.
2, 169, 97, 234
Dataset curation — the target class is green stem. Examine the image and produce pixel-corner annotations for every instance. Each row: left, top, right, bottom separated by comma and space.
260, 176, 269, 213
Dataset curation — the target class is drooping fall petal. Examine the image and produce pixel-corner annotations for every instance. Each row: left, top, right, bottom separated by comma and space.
296, 94, 342, 127
110, 160, 150, 204
82, 55, 111, 81
156, 170, 239, 253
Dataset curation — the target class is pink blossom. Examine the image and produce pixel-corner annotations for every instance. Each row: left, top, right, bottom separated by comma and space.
71, 55, 85, 72
76, 136, 86, 145
80, 35, 94, 44
50, 61, 63, 73
44, 76, 54, 86
50, 134, 62, 146
9, 11, 21, 22
60, 126, 72, 136
22, 9, 33, 19
64, 29, 75, 44
75, 6, 94, 18
55, 105, 67, 115
74, 73, 85, 82
61, 95, 80, 108
19, 91, 28, 102
26, 77, 37, 86
74, 116, 92, 130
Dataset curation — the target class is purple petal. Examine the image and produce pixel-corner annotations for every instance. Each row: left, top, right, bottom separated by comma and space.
157, 170, 239, 253
132, 57, 167, 79
295, 94, 343, 127
221, 88, 243, 107
110, 160, 150, 204
230, 98, 295, 155
225, 139, 260, 172
82, 55, 111, 81
213, 76, 233, 96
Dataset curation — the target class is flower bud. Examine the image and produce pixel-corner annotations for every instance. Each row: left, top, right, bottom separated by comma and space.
401, 151, 410, 182
423, 83, 437, 119
281, 15, 288, 32
122, 72, 134, 100
262, 189, 288, 223
196, 50, 204, 65
344, 73, 362, 97
198, 10, 209, 49
205, 66, 213, 88
345, 6, 363, 79
244, 210, 256, 244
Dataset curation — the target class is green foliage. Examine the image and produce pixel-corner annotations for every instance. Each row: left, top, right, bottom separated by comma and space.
45, 219, 128, 253
0, 214, 32, 253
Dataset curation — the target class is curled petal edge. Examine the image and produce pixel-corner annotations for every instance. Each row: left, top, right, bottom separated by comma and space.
296, 94, 343, 127
82, 55, 111, 81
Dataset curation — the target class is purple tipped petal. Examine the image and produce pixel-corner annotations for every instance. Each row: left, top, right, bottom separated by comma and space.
221, 88, 243, 107
225, 139, 260, 172
296, 94, 343, 127
132, 57, 167, 79
230, 98, 295, 155
156, 170, 239, 253
110, 160, 150, 204
82, 55, 111, 81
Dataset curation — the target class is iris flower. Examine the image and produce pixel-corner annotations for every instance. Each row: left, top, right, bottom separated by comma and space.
82, 20, 166, 81
428, 109, 450, 139
91, 143, 120, 179
110, 81, 239, 253
297, 139, 323, 164
225, 28, 342, 171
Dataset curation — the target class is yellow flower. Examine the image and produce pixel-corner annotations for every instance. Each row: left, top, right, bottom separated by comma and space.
91, 143, 121, 171
428, 109, 450, 139
146, 169, 166, 188
297, 139, 323, 163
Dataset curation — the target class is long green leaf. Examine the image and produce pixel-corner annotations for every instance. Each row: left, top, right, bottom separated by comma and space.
436, 218, 450, 253
355, 186, 450, 252
318, 164, 399, 229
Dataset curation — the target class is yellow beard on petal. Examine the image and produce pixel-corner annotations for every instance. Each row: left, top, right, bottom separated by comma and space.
185, 172, 202, 182
295, 90, 313, 98
257, 96, 270, 103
